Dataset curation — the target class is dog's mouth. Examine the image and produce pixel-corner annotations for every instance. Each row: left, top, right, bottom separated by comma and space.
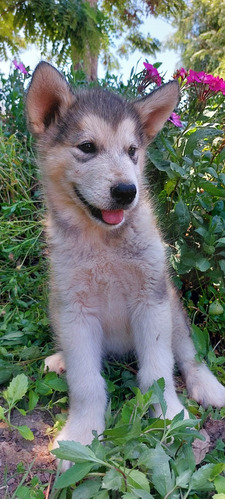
73, 186, 124, 226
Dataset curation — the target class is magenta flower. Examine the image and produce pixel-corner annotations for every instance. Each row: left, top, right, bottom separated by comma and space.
143, 62, 162, 86
13, 59, 28, 75
186, 69, 225, 100
168, 112, 182, 127
173, 67, 188, 81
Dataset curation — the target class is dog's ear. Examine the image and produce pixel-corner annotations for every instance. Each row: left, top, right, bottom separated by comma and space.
26, 62, 75, 136
133, 81, 180, 142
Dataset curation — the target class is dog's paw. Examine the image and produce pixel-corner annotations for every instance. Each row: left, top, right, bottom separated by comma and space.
186, 364, 225, 408
51, 421, 97, 471
153, 396, 189, 421
44, 352, 65, 374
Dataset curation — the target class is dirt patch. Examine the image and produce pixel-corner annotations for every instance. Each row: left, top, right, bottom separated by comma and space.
0, 409, 56, 499
204, 415, 225, 449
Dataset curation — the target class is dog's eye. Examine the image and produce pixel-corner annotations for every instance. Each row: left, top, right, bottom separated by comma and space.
78, 142, 96, 154
128, 146, 136, 158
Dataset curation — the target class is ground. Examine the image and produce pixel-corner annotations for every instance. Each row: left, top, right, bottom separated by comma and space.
0, 409, 56, 499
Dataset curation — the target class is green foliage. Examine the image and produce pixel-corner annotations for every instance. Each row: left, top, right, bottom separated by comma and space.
0, 374, 34, 440
1, 0, 108, 67
1, 0, 186, 73
49, 385, 225, 499
169, 0, 225, 77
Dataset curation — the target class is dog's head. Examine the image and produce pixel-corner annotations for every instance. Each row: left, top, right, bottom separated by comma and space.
26, 62, 179, 228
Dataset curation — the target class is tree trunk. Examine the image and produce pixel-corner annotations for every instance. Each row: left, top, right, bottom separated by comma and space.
72, 0, 99, 81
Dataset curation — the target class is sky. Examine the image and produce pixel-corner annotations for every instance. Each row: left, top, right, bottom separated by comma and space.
1, 16, 181, 82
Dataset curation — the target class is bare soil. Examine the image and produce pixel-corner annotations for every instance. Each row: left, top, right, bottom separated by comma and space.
0, 409, 56, 499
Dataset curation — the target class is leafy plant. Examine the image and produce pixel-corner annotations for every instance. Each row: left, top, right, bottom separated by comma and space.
50, 384, 225, 499
0, 374, 34, 440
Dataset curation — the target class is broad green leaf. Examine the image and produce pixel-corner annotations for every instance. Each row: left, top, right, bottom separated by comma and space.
184, 127, 222, 157
28, 390, 39, 411
52, 440, 104, 465
130, 489, 153, 499
4, 373, 28, 405
54, 462, 93, 488
0, 406, 5, 419
102, 468, 124, 491
216, 237, 225, 247
127, 469, 150, 493
189, 463, 225, 492
192, 325, 209, 357
175, 469, 192, 488
17, 425, 34, 441
195, 257, 211, 272
72, 478, 102, 498
199, 181, 225, 198
138, 443, 174, 497
148, 148, 170, 171
15, 486, 45, 499
174, 200, 190, 227
15, 486, 33, 499
20, 346, 41, 360
168, 411, 199, 434
164, 179, 177, 195
214, 475, 225, 494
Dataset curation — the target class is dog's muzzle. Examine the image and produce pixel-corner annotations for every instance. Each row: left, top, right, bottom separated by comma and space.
110, 183, 137, 206
73, 182, 137, 227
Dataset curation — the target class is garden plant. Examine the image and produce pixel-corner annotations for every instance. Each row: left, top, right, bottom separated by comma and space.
0, 60, 225, 498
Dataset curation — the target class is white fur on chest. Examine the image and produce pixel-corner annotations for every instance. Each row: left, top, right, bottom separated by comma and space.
49, 211, 165, 353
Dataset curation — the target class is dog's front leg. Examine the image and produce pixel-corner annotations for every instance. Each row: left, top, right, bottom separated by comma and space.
53, 312, 106, 469
131, 299, 188, 420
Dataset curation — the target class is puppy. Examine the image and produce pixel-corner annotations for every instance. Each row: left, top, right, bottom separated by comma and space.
26, 62, 225, 468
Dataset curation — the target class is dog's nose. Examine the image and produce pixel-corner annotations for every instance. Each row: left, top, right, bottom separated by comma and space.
110, 183, 137, 206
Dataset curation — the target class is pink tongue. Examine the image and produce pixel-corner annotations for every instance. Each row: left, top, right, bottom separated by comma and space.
101, 209, 124, 225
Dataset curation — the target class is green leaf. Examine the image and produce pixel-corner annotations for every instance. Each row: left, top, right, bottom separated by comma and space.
152, 378, 167, 417
214, 475, 225, 494
184, 127, 222, 157
4, 374, 28, 405
199, 181, 225, 198
72, 478, 102, 498
195, 257, 211, 272
15, 486, 33, 499
102, 468, 124, 491
174, 200, 190, 227
54, 462, 93, 488
192, 325, 209, 357
17, 425, 34, 440
189, 463, 225, 492
138, 443, 174, 497
28, 390, 39, 411
52, 441, 104, 465
175, 469, 192, 488
216, 237, 225, 247
0, 406, 5, 419
127, 469, 150, 493
20, 346, 41, 360
130, 489, 153, 499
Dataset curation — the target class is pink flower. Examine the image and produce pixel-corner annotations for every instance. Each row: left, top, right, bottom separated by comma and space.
168, 112, 182, 127
173, 67, 188, 81
186, 69, 225, 98
13, 59, 28, 75
143, 62, 162, 86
